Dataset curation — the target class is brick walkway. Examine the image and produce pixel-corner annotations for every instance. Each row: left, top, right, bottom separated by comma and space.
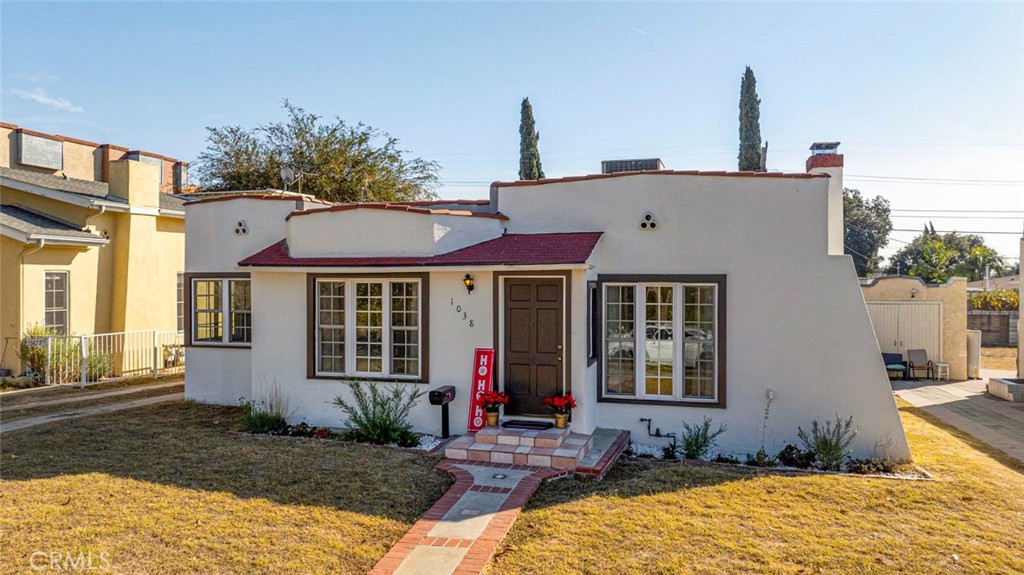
894, 369, 1024, 464
369, 461, 569, 575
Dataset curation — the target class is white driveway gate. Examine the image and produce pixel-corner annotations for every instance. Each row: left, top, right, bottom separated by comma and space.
866, 302, 943, 361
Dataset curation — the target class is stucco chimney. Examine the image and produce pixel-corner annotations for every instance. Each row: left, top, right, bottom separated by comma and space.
108, 158, 161, 208
806, 142, 844, 256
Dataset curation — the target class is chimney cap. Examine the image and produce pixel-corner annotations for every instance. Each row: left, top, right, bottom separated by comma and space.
809, 142, 841, 153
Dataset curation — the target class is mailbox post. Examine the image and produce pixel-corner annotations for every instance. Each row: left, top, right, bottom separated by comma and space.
428, 385, 456, 439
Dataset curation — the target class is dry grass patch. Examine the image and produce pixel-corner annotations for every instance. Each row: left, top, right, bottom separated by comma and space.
0, 401, 451, 575
981, 347, 1018, 371
490, 401, 1024, 575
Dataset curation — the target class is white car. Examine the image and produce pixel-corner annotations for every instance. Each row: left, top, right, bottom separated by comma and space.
608, 328, 712, 369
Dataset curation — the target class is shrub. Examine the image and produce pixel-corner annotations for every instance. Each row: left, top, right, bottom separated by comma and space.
744, 448, 777, 467
847, 457, 899, 475
969, 288, 1018, 311
14, 326, 115, 383
777, 444, 816, 469
661, 443, 678, 460
333, 382, 424, 447
240, 399, 287, 434
678, 416, 728, 460
797, 414, 860, 471
268, 421, 334, 439
16, 324, 58, 375
712, 453, 741, 465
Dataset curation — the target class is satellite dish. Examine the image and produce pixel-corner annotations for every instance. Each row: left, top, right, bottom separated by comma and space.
280, 167, 295, 188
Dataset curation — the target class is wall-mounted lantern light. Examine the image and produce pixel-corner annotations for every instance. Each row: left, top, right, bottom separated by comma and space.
463, 274, 475, 294
910, 288, 918, 299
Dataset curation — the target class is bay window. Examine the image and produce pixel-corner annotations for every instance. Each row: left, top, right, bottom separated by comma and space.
313, 277, 422, 380
600, 276, 725, 405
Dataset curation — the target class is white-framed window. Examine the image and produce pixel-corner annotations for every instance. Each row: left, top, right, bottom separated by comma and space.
44, 271, 69, 334
603, 282, 719, 402
192, 278, 251, 345
315, 278, 421, 378
176, 273, 184, 332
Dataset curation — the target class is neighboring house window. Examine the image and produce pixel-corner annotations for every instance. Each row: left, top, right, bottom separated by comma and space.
44, 272, 69, 334
176, 273, 184, 332
192, 278, 251, 345
602, 279, 723, 403
315, 278, 420, 378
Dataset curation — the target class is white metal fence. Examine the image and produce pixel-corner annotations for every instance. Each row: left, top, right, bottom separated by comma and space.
23, 330, 185, 386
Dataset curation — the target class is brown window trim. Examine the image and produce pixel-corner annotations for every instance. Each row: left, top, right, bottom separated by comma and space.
306, 272, 430, 383
183, 272, 251, 348
596, 274, 726, 408
492, 270, 573, 397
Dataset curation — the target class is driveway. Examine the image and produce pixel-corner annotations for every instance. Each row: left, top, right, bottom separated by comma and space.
893, 369, 1024, 464
0, 379, 184, 434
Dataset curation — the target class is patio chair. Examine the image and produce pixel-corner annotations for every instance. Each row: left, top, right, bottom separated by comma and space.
882, 353, 908, 381
906, 349, 934, 380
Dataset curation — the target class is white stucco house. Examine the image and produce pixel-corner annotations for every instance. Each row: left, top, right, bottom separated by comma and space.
183, 144, 911, 461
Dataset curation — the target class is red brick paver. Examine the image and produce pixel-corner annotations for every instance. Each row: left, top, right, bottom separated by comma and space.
369, 461, 569, 575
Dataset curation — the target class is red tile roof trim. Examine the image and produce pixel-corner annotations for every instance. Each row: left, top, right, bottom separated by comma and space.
491, 169, 829, 187
285, 202, 509, 221
183, 193, 334, 206
398, 199, 491, 206
239, 232, 603, 268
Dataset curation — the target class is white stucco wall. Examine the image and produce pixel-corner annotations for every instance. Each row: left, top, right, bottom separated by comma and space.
248, 270, 499, 436
286, 209, 503, 257
184, 197, 307, 404
187, 174, 910, 461
184, 347, 252, 405
288, 209, 434, 256
1018, 235, 1023, 378
430, 214, 503, 255
494, 174, 910, 460
185, 197, 304, 272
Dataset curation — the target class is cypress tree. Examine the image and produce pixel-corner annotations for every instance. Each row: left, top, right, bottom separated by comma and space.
518, 97, 544, 180
738, 66, 764, 172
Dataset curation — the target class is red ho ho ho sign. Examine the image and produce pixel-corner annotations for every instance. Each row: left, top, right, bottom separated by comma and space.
467, 348, 496, 432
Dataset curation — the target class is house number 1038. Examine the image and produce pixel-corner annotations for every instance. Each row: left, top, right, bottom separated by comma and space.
451, 298, 474, 327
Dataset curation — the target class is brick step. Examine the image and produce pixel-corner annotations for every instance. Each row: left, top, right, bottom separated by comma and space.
474, 425, 572, 448
445, 431, 592, 469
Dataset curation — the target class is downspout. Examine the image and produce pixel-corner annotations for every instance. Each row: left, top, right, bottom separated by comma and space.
86, 204, 107, 228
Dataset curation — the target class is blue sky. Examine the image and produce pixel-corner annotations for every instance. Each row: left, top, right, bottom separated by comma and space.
2, 2, 1022, 262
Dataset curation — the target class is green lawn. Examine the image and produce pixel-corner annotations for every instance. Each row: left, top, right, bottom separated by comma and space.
0, 401, 451, 575
489, 400, 1024, 575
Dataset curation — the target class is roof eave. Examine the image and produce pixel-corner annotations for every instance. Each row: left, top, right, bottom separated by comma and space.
27, 233, 109, 247
0, 226, 108, 247
1, 178, 97, 208
238, 263, 592, 273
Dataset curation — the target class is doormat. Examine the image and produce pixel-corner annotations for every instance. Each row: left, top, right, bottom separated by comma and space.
502, 420, 554, 430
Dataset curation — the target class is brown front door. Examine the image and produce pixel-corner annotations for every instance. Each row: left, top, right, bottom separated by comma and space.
503, 277, 564, 416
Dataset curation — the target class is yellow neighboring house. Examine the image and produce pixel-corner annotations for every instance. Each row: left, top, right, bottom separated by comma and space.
0, 161, 185, 373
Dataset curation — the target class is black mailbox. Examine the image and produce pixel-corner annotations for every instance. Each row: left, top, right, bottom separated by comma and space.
429, 385, 456, 406
429, 385, 456, 439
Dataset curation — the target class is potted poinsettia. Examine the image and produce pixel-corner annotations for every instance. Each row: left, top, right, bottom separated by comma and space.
480, 390, 509, 427
544, 393, 577, 429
